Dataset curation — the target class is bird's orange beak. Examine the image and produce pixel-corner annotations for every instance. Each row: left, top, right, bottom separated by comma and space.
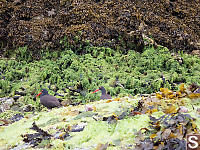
36, 92, 42, 97
91, 89, 100, 94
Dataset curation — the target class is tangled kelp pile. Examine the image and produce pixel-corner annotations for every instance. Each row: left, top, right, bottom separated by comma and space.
0, 83, 200, 149
0, 0, 200, 57
133, 84, 200, 149
1, 46, 200, 119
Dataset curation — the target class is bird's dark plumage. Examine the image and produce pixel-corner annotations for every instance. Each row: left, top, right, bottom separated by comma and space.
92, 86, 112, 100
37, 89, 61, 109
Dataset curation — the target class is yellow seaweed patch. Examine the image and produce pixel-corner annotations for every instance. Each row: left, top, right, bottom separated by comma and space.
188, 93, 200, 99
175, 91, 182, 98
146, 108, 158, 114
163, 105, 177, 114
169, 133, 177, 138
168, 94, 175, 99
105, 100, 112, 103
150, 134, 157, 139
156, 93, 162, 99
179, 83, 186, 93
160, 88, 173, 98
105, 98, 121, 103
113, 98, 121, 101
61, 110, 80, 116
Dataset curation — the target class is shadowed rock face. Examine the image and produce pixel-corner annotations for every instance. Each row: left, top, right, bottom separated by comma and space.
37, 89, 61, 109
0, 0, 200, 58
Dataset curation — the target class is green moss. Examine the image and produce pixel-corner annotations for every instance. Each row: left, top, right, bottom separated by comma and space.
1, 45, 200, 108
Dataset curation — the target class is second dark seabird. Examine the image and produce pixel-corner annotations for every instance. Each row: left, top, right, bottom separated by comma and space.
92, 86, 112, 100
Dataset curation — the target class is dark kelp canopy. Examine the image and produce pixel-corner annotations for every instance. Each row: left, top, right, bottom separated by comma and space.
0, 0, 200, 58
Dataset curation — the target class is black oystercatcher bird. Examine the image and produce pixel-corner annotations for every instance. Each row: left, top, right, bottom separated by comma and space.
36, 89, 61, 109
91, 86, 112, 100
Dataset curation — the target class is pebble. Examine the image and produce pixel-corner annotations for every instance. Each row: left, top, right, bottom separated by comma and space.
179, 106, 188, 113
0, 98, 14, 112
10, 114, 24, 122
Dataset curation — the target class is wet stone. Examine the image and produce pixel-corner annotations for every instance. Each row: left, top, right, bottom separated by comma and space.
10, 114, 24, 122
0, 97, 14, 112
11, 104, 21, 112
23, 104, 35, 112
13, 95, 21, 101
15, 91, 26, 96
0, 97, 13, 103
53, 132, 70, 140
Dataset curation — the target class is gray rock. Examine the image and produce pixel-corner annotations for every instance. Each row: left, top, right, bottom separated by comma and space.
10, 114, 24, 122
194, 88, 200, 93
0, 97, 14, 112
11, 104, 21, 111
10, 143, 32, 150
0, 97, 13, 103
23, 104, 35, 112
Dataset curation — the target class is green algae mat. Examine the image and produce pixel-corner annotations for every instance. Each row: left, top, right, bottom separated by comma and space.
0, 89, 200, 149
